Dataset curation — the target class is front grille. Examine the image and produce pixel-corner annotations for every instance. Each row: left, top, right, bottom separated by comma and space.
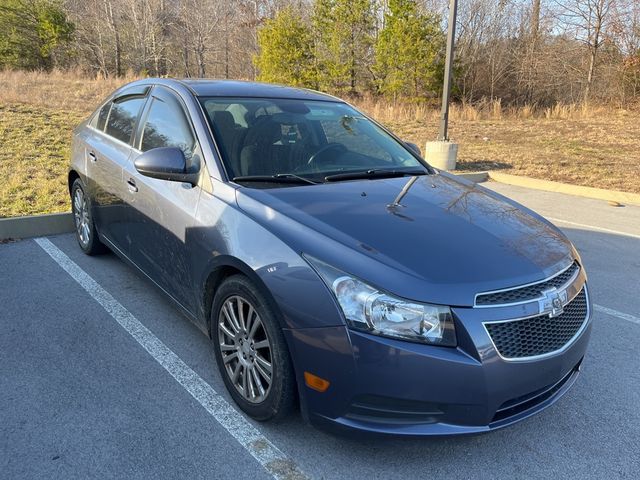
476, 262, 579, 306
485, 288, 588, 359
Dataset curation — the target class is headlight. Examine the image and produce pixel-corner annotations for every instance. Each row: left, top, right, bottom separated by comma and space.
305, 256, 456, 346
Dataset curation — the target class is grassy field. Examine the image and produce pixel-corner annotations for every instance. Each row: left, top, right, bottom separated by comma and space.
0, 104, 85, 217
1, 70, 639, 218
389, 112, 640, 192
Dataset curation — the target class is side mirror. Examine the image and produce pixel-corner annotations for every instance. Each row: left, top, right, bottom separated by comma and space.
134, 147, 200, 185
404, 141, 422, 157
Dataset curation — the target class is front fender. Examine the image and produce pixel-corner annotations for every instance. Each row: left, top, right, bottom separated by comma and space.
191, 182, 344, 331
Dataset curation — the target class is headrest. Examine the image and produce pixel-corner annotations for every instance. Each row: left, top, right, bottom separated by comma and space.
212, 111, 236, 130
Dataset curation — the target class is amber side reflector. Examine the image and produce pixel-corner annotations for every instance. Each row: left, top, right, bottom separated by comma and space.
304, 372, 330, 392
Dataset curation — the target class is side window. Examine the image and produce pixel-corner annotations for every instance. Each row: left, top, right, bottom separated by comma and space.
140, 96, 196, 161
104, 97, 146, 144
90, 102, 111, 131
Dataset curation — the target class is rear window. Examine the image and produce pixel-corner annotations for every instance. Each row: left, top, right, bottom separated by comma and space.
104, 97, 146, 144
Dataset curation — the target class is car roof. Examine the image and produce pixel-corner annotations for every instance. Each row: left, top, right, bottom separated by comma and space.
171, 79, 341, 102
116, 78, 343, 103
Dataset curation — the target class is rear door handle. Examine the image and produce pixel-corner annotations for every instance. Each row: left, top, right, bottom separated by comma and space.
127, 178, 138, 193
88, 151, 97, 162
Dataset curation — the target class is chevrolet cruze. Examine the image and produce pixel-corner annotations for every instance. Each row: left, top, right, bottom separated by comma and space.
69, 79, 591, 435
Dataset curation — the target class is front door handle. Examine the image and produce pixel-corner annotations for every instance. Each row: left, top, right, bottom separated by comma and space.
127, 178, 138, 193
88, 151, 97, 162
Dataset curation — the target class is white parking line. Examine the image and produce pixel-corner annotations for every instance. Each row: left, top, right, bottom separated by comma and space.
594, 304, 640, 326
547, 217, 640, 241
34, 237, 308, 480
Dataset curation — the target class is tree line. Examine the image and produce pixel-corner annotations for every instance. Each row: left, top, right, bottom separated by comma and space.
255, 1, 445, 100
1, 0, 639, 106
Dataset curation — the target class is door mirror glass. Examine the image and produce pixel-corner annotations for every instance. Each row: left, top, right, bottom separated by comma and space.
134, 147, 200, 185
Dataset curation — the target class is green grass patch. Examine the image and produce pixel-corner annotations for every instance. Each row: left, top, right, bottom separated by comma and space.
0, 104, 85, 218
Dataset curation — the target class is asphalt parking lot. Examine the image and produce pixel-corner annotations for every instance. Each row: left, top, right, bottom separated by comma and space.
1, 182, 639, 479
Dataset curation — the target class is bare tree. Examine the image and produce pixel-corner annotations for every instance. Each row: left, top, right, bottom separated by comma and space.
531, 0, 541, 37
103, 0, 122, 76
56, 0, 637, 105
606, 0, 640, 102
456, 0, 518, 102
557, 0, 615, 102
65, 0, 113, 76
180, 0, 221, 77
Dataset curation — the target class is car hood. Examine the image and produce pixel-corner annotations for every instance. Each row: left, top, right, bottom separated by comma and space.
235, 173, 575, 307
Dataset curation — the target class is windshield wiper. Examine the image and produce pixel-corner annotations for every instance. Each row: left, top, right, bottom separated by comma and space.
232, 173, 319, 185
324, 169, 427, 183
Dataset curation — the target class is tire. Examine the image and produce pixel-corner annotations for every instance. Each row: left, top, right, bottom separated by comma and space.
211, 275, 296, 421
71, 178, 106, 255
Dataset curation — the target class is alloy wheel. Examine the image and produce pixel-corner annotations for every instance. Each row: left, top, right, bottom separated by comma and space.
218, 295, 273, 403
73, 188, 90, 247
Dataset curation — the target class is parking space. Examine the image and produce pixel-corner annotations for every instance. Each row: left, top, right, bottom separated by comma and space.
1, 183, 639, 479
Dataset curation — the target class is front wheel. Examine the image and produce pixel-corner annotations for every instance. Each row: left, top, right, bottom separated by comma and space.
211, 275, 296, 421
71, 178, 106, 255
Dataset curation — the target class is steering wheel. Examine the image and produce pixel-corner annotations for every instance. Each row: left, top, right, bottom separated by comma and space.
306, 143, 347, 171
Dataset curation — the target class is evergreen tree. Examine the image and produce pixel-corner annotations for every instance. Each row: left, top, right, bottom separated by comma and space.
374, 0, 444, 100
254, 7, 316, 88
312, 0, 375, 95
0, 0, 74, 70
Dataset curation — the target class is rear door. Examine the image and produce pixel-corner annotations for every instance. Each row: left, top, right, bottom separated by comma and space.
124, 86, 203, 312
85, 86, 149, 251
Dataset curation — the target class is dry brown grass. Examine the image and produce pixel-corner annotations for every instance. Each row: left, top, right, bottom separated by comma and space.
355, 97, 640, 195
355, 96, 616, 123
0, 70, 139, 217
0, 69, 639, 217
1, 69, 615, 120
384, 113, 640, 194
0, 69, 139, 112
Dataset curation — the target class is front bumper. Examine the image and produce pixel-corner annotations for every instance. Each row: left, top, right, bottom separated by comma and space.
284, 283, 592, 436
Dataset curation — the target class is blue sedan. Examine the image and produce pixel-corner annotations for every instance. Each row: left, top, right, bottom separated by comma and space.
68, 79, 591, 435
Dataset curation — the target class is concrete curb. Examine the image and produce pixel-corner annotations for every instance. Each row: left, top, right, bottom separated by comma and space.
488, 172, 640, 206
0, 212, 74, 241
452, 171, 489, 183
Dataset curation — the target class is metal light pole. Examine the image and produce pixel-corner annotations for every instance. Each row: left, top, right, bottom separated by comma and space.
438, 0, 458, 141
425, 0, 459, 170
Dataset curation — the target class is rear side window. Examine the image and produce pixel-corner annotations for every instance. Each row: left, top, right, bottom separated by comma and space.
90, 102, 111, 131
104, 97, 146, 144
140, 97, 196, 160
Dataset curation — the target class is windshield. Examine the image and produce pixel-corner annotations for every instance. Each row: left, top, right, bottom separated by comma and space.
199, 97, 428, 185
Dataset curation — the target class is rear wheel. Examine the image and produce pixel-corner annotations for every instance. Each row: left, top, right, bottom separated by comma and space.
211, 275, 296, 421
71, 178, 106, 255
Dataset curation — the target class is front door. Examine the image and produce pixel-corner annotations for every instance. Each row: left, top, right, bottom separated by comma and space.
124, 86, 203, 312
